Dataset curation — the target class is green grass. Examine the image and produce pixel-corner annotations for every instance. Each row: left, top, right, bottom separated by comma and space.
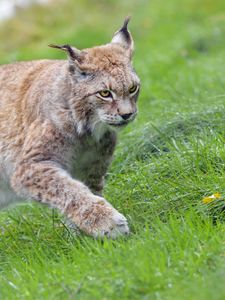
0, 0, 225, 299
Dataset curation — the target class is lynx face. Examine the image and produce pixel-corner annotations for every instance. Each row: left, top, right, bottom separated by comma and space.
69, 45, 140, 129
50, 17, 140, 133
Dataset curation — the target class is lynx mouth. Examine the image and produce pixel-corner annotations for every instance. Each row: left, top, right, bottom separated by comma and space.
108, 122, 128, 127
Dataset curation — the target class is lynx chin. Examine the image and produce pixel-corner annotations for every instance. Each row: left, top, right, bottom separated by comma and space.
0, 17, 140, 238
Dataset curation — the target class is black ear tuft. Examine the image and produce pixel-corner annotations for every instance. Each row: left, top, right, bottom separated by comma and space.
111, 16, 134, 53
48, 43, 83, 63
119, 16, 132, 44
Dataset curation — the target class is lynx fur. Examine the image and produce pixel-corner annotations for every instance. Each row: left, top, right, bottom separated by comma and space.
0, 18, 140, 238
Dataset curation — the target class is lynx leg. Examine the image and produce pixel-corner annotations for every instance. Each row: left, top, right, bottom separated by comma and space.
11, 162, 129, 238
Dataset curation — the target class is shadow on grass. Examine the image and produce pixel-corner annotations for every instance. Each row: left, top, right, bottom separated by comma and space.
112, 107, 225, 224
185, 28, 225, 57
132, 108, 225, 160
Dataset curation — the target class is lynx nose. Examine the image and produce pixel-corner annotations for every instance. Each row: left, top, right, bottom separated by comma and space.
121, 113, 133, 120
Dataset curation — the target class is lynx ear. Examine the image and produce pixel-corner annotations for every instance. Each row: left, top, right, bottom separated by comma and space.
111, 17, 134, 54
48, 44, 85, 64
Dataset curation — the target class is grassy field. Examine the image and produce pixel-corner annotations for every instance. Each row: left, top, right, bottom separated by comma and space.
0, 0, 225, 299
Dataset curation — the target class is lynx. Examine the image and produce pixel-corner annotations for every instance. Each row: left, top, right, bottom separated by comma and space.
0, 18, 140, 238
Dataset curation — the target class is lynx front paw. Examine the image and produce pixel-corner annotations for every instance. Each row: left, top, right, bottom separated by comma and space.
92, 207, 129, 239
66, 196, 129, 239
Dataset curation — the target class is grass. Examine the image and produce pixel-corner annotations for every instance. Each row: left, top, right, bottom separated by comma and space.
0, 0, 225, 299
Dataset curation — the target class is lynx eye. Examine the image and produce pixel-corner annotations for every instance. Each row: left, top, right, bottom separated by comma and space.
129, 85, 138, 94
98, 90, 112, 99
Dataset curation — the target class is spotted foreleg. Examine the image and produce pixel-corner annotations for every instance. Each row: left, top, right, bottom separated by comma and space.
11, 161, 129, 238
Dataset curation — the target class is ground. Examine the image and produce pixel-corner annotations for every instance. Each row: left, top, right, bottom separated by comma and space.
0, 0, 225, 299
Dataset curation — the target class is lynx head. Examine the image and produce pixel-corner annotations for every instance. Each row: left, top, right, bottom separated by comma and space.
49, 17, 140, 135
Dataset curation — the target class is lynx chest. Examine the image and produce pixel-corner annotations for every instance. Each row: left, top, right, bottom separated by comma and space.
70, 130, 116, 190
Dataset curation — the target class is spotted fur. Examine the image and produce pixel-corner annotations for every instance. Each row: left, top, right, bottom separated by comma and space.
0, 18, 140, 238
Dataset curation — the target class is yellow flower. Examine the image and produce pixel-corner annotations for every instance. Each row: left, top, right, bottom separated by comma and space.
202, 193, 221, 204
202, 197, 214, 204
214, 192, 221, 198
